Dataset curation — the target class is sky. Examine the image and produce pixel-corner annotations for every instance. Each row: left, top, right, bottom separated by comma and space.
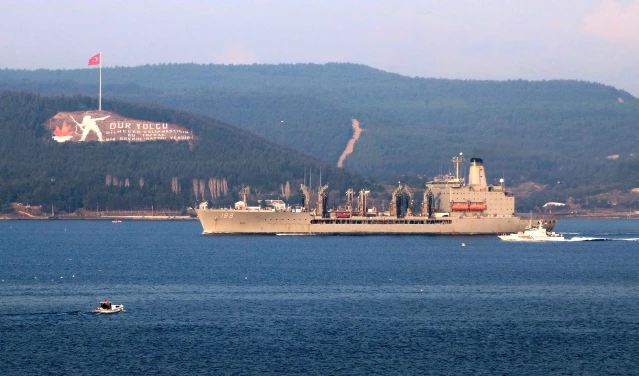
1, 0, 638, 96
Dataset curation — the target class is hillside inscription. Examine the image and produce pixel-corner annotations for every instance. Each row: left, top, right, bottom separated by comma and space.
46, 111, 196, 143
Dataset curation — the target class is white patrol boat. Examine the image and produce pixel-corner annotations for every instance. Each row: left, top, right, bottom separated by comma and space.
95, 299, 125, 314
498, 220, 564, 242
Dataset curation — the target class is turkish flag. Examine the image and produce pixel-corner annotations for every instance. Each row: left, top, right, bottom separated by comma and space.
88, 53, 100, 66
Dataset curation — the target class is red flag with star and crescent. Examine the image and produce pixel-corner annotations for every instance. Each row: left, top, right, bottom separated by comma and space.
88, 53, 100, 66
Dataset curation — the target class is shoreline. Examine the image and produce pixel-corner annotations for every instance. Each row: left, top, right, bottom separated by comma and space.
0, 215, 197, 221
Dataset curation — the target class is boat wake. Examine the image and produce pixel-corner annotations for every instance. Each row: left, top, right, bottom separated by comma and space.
1, 311, 94, 317
567, 237, 639, 242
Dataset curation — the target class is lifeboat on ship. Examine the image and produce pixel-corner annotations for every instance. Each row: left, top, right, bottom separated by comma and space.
468, 203, 486, 211
451, 203, 469, 211
451, 202, 486, 211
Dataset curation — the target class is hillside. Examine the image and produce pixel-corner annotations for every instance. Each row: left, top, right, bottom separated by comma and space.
0, 91, 372, 214
1, 63, 639, 211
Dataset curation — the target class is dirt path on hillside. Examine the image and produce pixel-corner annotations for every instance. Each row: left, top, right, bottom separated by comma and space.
337, 119, 363, 168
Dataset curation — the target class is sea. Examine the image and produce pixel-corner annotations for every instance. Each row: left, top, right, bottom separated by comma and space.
1, 219, 638, 375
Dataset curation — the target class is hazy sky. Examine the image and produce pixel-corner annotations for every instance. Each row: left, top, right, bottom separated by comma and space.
1, 0, 638, 95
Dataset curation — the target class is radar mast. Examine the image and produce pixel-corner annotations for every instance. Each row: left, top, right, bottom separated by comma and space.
453, 152, 466, 182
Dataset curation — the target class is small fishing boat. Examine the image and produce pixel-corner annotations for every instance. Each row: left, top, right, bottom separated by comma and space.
112, 219, 121, 223
498, 220, 564, 242
95, 299, 125, 314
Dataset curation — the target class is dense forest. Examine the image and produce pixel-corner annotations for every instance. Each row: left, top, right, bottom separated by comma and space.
1, 63, 639, 211
0, 91, 372, 214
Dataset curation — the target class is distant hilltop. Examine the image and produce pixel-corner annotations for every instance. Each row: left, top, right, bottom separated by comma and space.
45, 111, 196, 143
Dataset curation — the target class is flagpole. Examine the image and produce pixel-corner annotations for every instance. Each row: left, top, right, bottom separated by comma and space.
99, 52, 102, 111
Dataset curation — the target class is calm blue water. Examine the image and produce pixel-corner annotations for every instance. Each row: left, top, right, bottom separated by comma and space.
1, 219, 638, 375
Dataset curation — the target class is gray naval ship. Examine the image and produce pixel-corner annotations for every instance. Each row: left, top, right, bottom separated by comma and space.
196, 154, 556, 235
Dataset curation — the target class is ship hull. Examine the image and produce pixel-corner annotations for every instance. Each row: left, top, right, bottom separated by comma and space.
195, 209, 555, 235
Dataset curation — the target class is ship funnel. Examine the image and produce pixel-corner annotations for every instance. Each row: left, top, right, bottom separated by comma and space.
468, 157, 487, 188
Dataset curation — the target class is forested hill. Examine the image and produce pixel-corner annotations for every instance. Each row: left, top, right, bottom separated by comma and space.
1, 63, 639, 211
0, 91, 371, 213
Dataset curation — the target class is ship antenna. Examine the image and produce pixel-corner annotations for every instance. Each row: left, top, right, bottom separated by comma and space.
452, 152, 465, 181
320, 166, 322, 188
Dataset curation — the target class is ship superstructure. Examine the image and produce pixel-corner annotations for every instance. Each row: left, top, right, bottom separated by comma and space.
195, 154, 556, 235
426, 154, 513, 217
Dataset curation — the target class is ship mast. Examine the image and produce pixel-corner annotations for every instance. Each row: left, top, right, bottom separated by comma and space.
239, 186, 249, 206
390, 182, 412, 218
358, 189, 370, 216
317, 183, 329, 218
453, 152, 465, 182
300, 184, 311, 211
345, 189, 354, 212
